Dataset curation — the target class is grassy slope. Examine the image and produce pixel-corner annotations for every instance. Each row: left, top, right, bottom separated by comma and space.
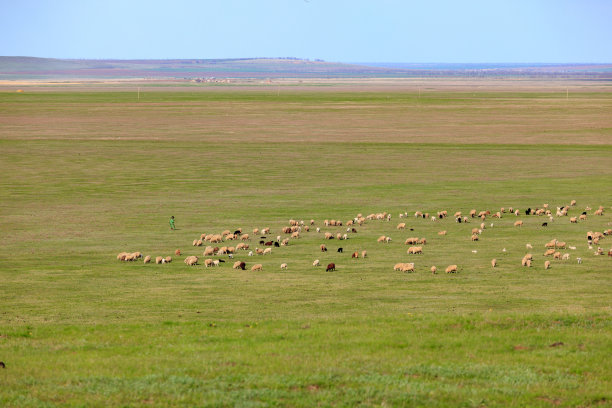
0, 88, 611, 407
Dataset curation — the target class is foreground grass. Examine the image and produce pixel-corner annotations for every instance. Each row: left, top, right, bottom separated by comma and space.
0, 88, 611, 406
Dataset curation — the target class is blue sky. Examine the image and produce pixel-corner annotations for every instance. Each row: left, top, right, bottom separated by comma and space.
1, 0, 610, 62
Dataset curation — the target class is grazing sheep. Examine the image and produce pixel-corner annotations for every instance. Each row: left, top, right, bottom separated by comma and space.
445, 265, 458, 274
313, 259, 320, 267
263, 248, 272, 255
232, 261, 242, 269
175, 249, 181, 256
192, 239, 198, 246
526, 243, 533, 249
471, 234, 479, 241
431, 265, 437, 274
203, 246, 215, 256
405, 237, 419, 245
264, 241, 273, 246
570, 217, 578, 223
553, 252, 562, 260
400, 263, 415, 273
325, 232, 334, 240
480, 222, 486, 230
438, 230, 447, 236
251, 264, 263, 271
556, 241, 566, 249
320, 244, 327, 252
491, 258, 497, 268
579, 214, 587, 221
326, 263, 336, 272
397, 223, 406, 230
117, 252, 128, 261
155, 256, 163, 264
184, 256, 199, 266
562, 253, 570, 261
514, 220, 523, 227
542, 222, 548, 227
248, 251, 253, 257
377, 235, 386, 243
143, 255, 151, 264
316, 227, 321, 233
544, 249, 555, 257
280, 263, 288, 269
472, 228, 480, 235
418, 238, 427, 245
407, 246, 423, 254
164, 256, 172, 263
544, 260, 551, 269
352, 251, 359, 258
256, 248, 264, 255
526, 259, 532, 267
262, 228, 270, 235
336, 233, 342, 240
281, 238, 289, 246
240, 234, 250, 241
595, 209, 603, 216
393, 263, 404, 271
361, 250, 367, 258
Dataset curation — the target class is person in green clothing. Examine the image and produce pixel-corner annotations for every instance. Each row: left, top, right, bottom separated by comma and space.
169, 216, 175, 230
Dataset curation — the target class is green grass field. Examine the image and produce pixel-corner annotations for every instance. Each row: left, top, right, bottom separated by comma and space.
1, 84, 611, 407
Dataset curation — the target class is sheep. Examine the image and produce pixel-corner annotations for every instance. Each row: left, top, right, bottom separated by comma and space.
471, 228, 480, 235
569, 246, 576, 250
514, 220, 523, 227
203, 246, 215, 256
570, 217, 578, 223
438, 230, 447, 236
291, 231, 300, 239
192, 239, 198, 246
525, 259, 532, 267
445, 265, 458, 273
175, 249, 181, 256
405, 237, 419, 245
562, 253, 570, 261
491, 258, 497, 268
224, 233, 236, 241
316, 227, 321, 233
393, 263, 404, 271
212, 259, 220, 267
418, 238, 427, 245
579, 214, 587, 221
526, 243, 533, 249
263, 248, 272, 255
595, 209, 603, 216
401, 263, 415, 273
256, 248, 264, 255
480, 222, 486, 230
117, 252, 128, 261
248, 251, 253, 257
471, 234, 479, 241
397, 223, 406, 230
280, 263, 288, 269
184, 256, 199, 266
155, 256, 163, 264
143, 255, 151, 264
164, 256, 172, 263
545, 240, 557, 248
430, 265, 437, 274
407, 246, 423, 254
514, 209, 520, 216
336, 233, 342, 240
232, 261, 242, 269
544, 260, 551, 269
313, 259, 320, 267
262, 228, 270, 234
320, 244, 327, 252
325, 232, 334, 240
326, 263, 336, 272
342, 234, 348, 240
556, 241, 566, 249
251, 264, 263, 271
377, 235, 386, 243
577, 257, 582, 264
281, 238, 289, 246
361, 250, 367, 258
544, 249, 555, 257
553, 252, 562, 260
352, 251, 359, 258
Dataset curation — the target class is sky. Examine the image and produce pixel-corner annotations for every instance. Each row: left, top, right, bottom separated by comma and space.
1, 0, 611, 63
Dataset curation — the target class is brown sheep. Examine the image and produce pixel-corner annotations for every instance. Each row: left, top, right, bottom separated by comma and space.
352, 251, 359, 258
251, 264, 263, 271
262, 228, 270, 234
203, 246, 215, 256
526, 259, 532, 267
117, 252, 128, 261
400, 263, 415, 273
405, 237, 419, 245
256, 248, 264, 255
192, 239, 198, 246
184, 256, 198, 266
291, 231, 300, 239
556, 241, 566, 249
175, 249, 181, 256
418, 238, 427, 245
326, 263, 336, 272
281, 238, 289, 246
445, 265, 458, 273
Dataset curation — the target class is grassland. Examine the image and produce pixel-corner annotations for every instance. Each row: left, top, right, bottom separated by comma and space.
0, 83, 611, 407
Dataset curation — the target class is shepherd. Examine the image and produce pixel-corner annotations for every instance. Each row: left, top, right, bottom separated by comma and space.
169, 216, 175, 230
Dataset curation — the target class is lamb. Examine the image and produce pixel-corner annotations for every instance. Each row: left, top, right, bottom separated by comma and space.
320, 244, 328, 252
155, 256, 163, 264
544, 260, 551, 269
212, 259, 220, 267
577, 257, 582, 264
313, 259, 320, 267
326, 263, 336, 272
143, 255, 151, 264
248, 251, 253, 257
418, 238, 427, 245
491, 258, 497, 268
445, 265, 458, 273
316, 227, 321, 233
336, 233, 342, 240
251, 264, 263, 271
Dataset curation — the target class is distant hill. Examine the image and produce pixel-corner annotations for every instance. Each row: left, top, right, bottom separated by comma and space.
1, 56, 610, 80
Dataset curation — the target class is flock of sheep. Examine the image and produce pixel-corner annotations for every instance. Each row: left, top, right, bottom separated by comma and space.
117, 201, 611, 274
